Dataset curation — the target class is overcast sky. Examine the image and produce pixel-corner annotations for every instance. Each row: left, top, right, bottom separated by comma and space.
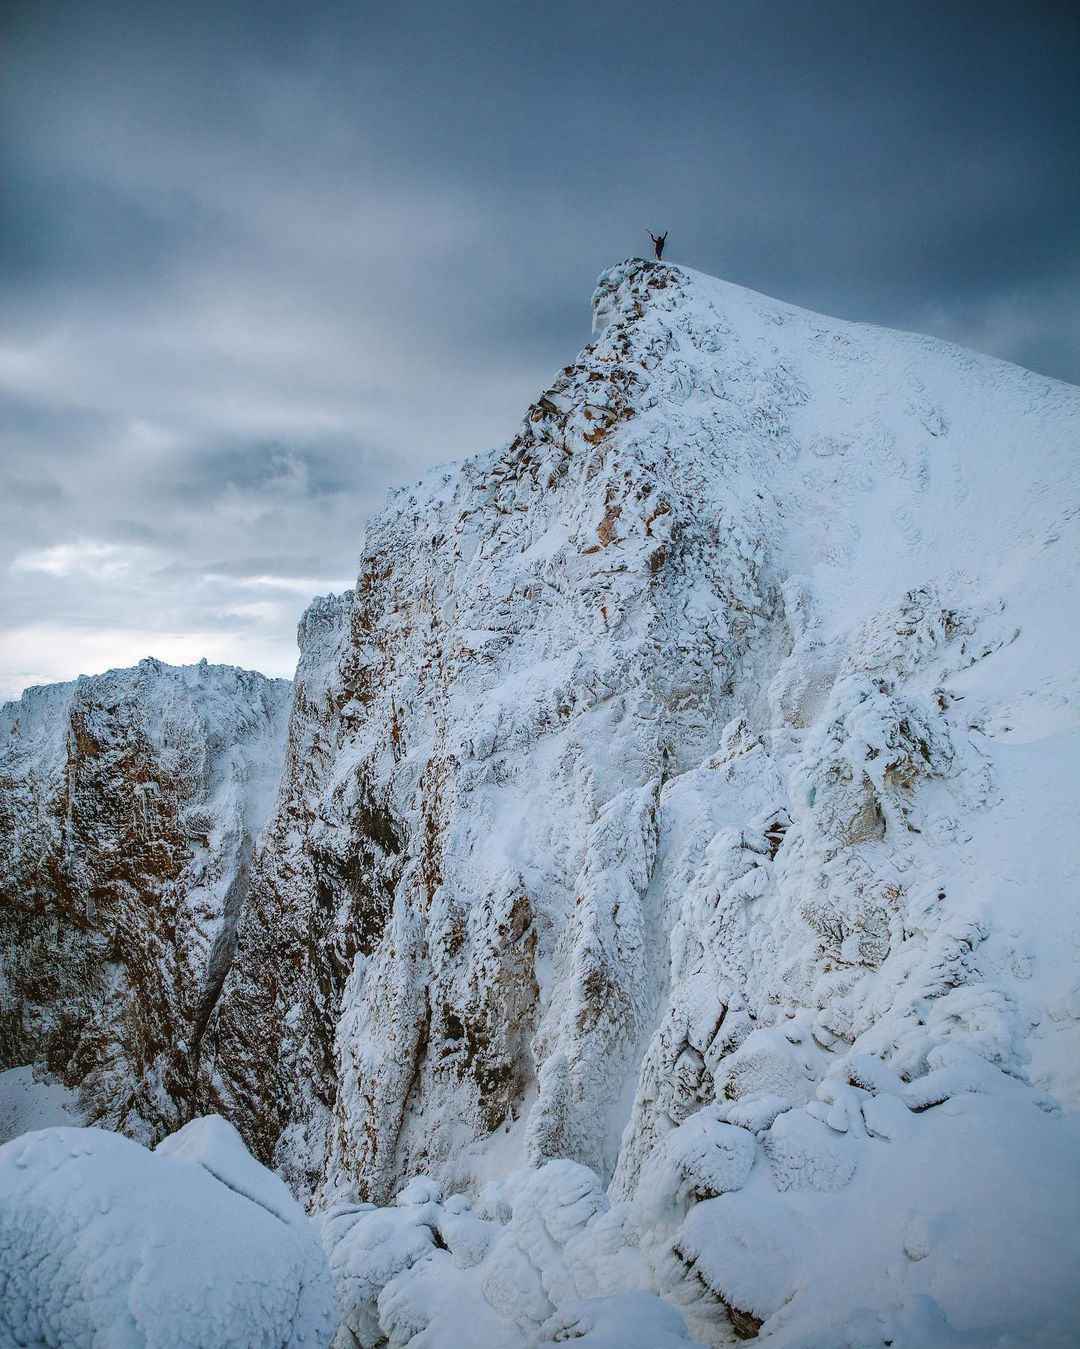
2, 1, 1078, 699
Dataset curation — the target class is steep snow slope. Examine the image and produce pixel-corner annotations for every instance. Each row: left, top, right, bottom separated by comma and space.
0, 658, 291, 1140
0, 1065, 77, 1144
198, 257, 1078, 1225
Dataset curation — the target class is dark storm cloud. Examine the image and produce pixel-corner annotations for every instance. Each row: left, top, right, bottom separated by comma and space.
2, 0, 1078, 696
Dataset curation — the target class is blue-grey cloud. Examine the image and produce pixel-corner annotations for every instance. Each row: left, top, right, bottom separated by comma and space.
2, 0, 1077, 696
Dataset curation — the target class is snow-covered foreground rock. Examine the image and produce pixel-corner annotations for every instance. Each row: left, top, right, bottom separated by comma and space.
0, 1115, 335, 1347
317, 1085, 1079, 1346
3, 258, 1079, 1344
0, 659, 291, 1140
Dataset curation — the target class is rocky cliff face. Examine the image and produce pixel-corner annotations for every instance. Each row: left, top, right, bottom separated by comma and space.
194, 259, 1077, 1223
0, 659, 291, 1141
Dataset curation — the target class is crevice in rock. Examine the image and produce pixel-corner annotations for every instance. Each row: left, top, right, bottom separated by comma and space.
188, 832, 254, 1085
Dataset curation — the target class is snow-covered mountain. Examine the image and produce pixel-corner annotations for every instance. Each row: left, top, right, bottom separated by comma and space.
200, 258, 1079, 1197
2, 258, 1078, 1345
0, 658, 291, 1140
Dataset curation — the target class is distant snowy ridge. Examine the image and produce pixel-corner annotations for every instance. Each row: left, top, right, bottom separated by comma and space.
2, 258, 1078, 1346
0, 657, 291, 1139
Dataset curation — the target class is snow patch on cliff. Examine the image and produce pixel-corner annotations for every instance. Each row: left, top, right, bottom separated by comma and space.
0, 1065, 79, 1145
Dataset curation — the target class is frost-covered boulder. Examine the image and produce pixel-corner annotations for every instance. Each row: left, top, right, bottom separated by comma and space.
629, 1105, 758, 1258
317, 1195, 440, 1347
307, 1083, 1080, 1348
0, 1117, 334, 1348
654, 1085, 1080, 1346
317, 1161, 692, 1347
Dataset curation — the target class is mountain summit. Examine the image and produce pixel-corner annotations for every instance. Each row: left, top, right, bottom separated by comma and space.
3, 260, 1078, 1345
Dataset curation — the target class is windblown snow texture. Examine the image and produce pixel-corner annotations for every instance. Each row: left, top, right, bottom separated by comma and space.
2, 259, 1078, 1345
0, 1116, 335, 1347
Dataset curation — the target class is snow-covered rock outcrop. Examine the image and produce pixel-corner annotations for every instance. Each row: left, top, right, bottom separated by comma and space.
0, 659, 291, 1141
0, 1115, 335, 1347
217, 258, 1079, 1343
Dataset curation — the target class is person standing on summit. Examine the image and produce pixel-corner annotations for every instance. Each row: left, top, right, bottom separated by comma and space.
648, 230, 667, 261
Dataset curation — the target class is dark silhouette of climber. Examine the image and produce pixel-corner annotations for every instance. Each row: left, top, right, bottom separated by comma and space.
648, 230, 667, 261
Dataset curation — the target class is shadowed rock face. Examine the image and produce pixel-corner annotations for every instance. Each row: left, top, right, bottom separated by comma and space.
0, 659, 291, 1143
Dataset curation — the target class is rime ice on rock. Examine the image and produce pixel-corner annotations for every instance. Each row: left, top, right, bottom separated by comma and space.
299, 260, 1080, 1344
